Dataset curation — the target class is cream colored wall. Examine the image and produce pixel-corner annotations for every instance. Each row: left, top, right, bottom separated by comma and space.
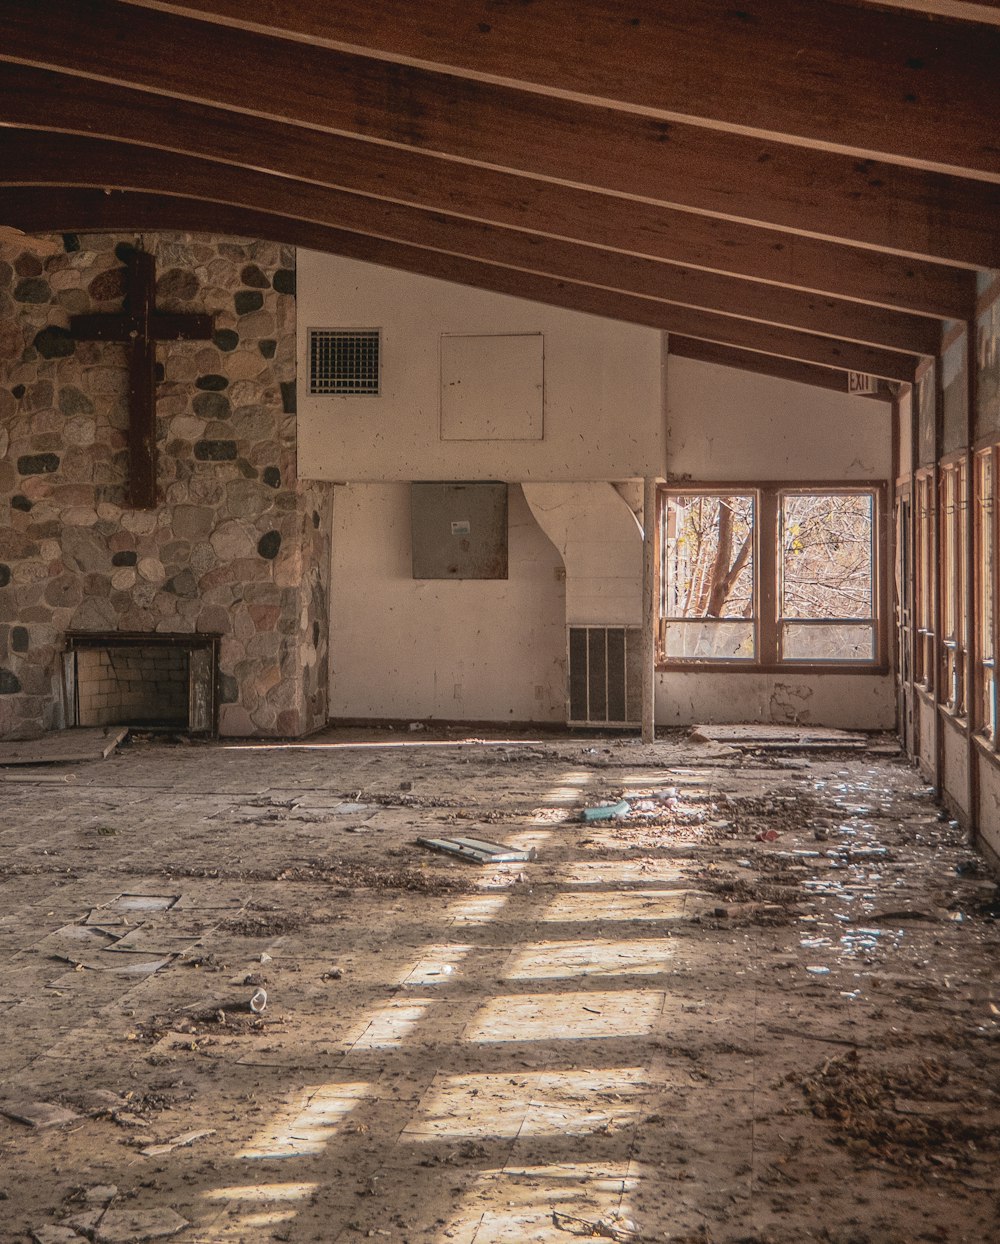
656, 674, 895, 730
328, 483, 567, 722
941, 715, 972, 819
521, 483, 643, 625
296, 252, 665, 483
658, 355, 896, 728
667, 357, 892, 481
977, 753, 1000, 862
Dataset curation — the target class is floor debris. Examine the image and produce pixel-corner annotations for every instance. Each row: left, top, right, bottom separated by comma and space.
415, 835, 537, 863
93, 1206, 189, 1242
140, 1129, 215, 1157
0, 726, 997, 1242
580, 799, 632, 822
0, 726, 128, 766
0, 1100, 81, 1129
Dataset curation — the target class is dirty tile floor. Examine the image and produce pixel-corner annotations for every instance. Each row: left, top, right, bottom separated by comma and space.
0, 728, 998, 1243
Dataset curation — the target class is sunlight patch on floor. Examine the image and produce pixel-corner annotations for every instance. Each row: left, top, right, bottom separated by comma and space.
504, 938, 675, 980
551, 859, 693, 886
541, 889, 693, 922
437, 1160, 637, 1243
502, 828, 555, 852
446, 893, 509, 924
238, 1082, 371, 1159
350, 999, 436, 1050
544, 770, 595, 807
398, 944, 474, 986
203, 1182, 319, 1202
465, 990, 665, 1043
402, 1068, 649, 1141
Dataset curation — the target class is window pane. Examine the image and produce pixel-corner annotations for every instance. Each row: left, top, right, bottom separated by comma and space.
781, 493, 873, 619
663, 494, 754, 619
662, 620, 755, 661
781, 623, 874, 661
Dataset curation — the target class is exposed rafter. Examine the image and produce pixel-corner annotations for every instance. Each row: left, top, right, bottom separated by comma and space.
0, 64, 974, 320
0, 130, 940, 355
667, 336, 895, 401
121, 0, 1000, 179
1, 3, 998, 267
0, 187, 921, 382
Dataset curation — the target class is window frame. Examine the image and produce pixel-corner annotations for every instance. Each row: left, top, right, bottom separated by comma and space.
939, 455, 969, 717
974, 444, 999, 746
658, 489, 758, 664
656, 480, 887, 674
914, 468, 936, 690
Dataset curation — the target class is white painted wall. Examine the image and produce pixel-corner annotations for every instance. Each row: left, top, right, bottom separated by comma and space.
659, 355, 896, 728
297, 253, 665, 483
328, 483, 567, 722
522, 483, 643, 625
667, 356, 892, 481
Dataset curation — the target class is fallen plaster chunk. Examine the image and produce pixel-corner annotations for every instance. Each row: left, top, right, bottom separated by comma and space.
65, 1209, 104, 1234
83, 1186, 119, 1203
416, 835, 536, 864
63, 1089, 124, 1116
96, 1207, 189, 1242
141, 1128, 215, 1157
0, 1100, 81, 1129
31, 1227, 81, 1244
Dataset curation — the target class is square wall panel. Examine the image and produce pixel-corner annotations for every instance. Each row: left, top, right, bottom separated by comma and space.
440, 333, 544, 441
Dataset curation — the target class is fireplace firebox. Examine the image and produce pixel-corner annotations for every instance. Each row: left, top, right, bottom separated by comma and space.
65, 632, 221, 736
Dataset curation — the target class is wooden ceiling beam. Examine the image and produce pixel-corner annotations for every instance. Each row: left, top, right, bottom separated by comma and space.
0, 65, 974, 320
667, 336, 895, 401
1, 4, 998, 267
122, 0, 1000, 179
0, 186, 921, 382
0, 130, 940, 355
839, 1, 1000, 29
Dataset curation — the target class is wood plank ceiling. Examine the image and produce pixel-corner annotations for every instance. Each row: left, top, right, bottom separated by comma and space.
0, 0, 996, 390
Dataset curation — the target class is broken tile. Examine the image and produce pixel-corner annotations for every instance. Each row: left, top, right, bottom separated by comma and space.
0, 1099, 81, 1128
95, 1207, 189, 1242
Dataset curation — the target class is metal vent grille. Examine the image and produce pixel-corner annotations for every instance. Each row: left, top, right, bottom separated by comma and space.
309, 329, 380, 394
568, 626, 643, 727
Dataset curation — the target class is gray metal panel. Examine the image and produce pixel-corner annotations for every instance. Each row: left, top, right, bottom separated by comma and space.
411, 482, 508, 579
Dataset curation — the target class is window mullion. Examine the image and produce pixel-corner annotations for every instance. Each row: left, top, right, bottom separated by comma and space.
758, 488, 779, 665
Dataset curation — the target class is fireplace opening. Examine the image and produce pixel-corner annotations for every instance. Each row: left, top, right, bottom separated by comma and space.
66, 632, 221, 736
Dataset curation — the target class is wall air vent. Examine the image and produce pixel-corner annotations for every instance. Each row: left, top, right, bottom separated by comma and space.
309, 328, 380, 394
567, 626, 643, 727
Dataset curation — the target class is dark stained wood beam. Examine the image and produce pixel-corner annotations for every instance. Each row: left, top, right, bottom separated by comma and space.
123, 0, 1000, 179
0, 129, 941, 355
0, 186, 921, 382
2, 4, 998, 267
843, 1, 1000, 28
667, 336, 895, 401
0, 65, 974, 320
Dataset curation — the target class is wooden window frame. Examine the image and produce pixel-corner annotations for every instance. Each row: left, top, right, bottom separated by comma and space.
974, 445, 999, 746
657, 481, 887, 674
939, 455, 968, 718
914, 468, 936, 690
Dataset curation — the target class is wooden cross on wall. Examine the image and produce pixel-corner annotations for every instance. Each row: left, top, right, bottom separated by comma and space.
70, 249, 214, 510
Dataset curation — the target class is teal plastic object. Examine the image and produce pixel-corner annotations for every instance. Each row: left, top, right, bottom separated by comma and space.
581, 800, 631, 822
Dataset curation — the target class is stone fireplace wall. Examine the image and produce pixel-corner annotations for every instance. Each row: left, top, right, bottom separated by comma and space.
0, 230, 331, 738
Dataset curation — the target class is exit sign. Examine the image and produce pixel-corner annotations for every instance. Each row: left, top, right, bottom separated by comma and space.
848, 372, 878, 395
